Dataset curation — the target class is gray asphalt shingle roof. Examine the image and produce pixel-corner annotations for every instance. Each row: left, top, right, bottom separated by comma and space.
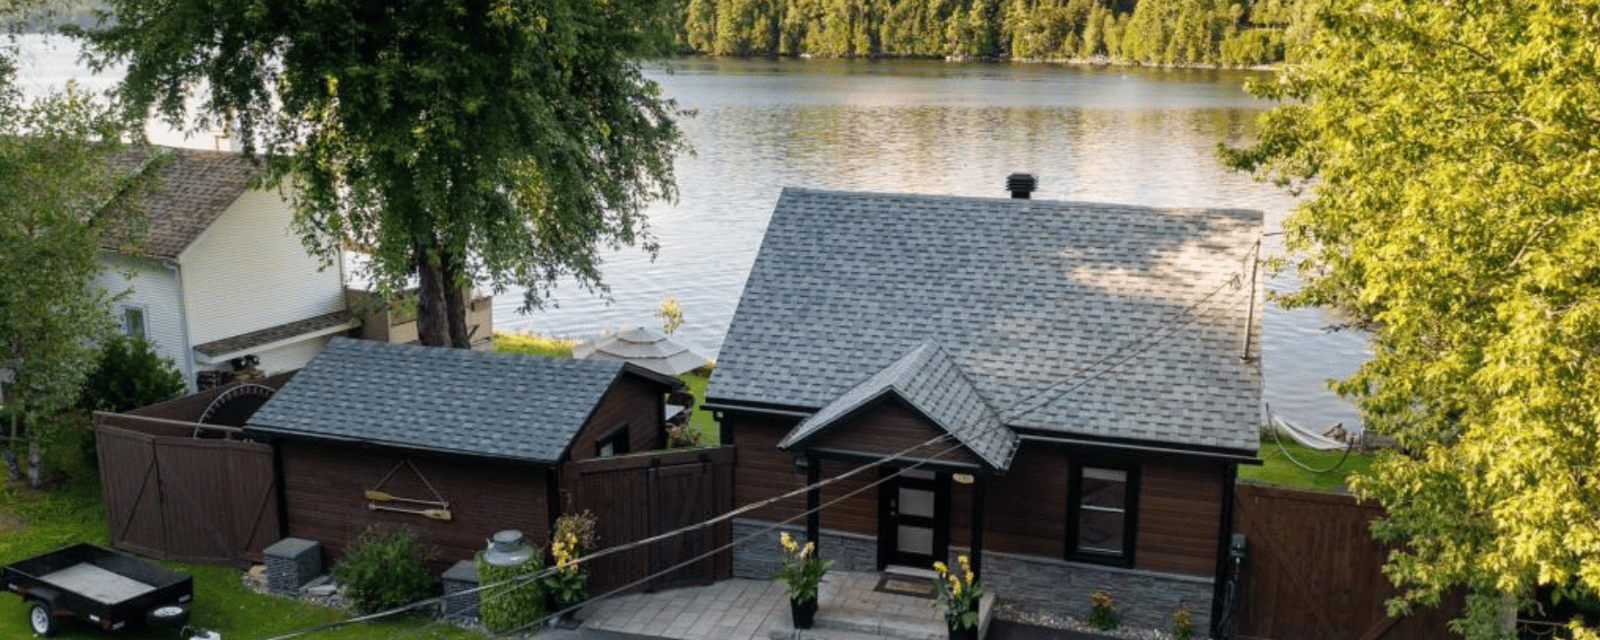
248, 337, 643, 464
779, 340, 1017, 471
108, 146, 260, 258
708, 188, 1263, 458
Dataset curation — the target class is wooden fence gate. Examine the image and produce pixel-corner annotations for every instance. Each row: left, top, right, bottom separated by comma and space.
562, 446, 735, 594
1231, 482, 1460, 640
95, 414, 279, 567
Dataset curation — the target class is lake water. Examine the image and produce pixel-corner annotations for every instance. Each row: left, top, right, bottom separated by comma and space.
14, 37, 1368, 430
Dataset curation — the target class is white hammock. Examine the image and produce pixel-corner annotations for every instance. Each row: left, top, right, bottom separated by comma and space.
1269, 414, 1350, 451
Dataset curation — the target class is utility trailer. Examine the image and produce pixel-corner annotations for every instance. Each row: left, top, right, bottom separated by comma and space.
3, 543, 192, 636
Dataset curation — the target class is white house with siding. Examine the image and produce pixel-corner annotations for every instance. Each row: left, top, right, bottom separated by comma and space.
95, 146, 356, 390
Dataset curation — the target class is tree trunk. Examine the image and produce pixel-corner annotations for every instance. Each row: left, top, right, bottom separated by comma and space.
27, 437, 42, 489
413, 243, 453, 347
442, 256, 472, 349
4, 411, 18, 481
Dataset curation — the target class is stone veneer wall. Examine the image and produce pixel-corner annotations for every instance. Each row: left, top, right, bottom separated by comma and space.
731, 518, 1213, 632
732, 519, 877, 579
981, 550, 1213, 632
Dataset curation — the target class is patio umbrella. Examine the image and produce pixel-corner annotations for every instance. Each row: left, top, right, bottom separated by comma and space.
573, 326, 710, 376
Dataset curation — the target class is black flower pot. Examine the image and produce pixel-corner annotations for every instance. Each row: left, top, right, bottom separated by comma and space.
947, 623, 979, 640
790, 597, 818, 629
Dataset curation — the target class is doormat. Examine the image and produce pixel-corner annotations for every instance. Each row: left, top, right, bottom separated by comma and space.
875, 574, 936, 599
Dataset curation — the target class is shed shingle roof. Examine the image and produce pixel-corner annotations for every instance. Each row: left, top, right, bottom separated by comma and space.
247, 337, 670, 464
708, 188, 1264, 458
108, 146, 260, 258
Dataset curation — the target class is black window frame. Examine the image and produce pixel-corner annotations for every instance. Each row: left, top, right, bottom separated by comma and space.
1066, 459, 1140, 567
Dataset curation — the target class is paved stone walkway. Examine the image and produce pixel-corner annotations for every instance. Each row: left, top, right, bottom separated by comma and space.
574, 571, 948, 640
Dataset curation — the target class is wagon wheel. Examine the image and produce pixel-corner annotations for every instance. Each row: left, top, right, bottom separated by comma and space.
29, 601, 59, 637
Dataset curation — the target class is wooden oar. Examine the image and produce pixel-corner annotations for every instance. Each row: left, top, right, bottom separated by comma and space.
364, 489, 449, 508
367, 502, 453, 521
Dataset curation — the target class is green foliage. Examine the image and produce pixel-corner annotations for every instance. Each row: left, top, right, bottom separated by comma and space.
677, 364, 721, 444
493, 331, 578, 358
476, 547, 547, 633
932, 555, 982, 630
80, 334, 184, 414
545, 512, 596, 609
672, 0, 1321, 64
656, 296, 686, 334
1, 12, 159, 486
1169, 603, 1194, 640
1086, 587, 1118, 630
1225, 0, 1600, 636
330, 525, 435, 615
75, 0, 689, 349
773, 532, 833, 603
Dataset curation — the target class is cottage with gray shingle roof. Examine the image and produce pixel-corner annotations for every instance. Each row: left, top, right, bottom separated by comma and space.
245, 337, 685, 568
92, 146, 356, 390
705, 183, 1262, 634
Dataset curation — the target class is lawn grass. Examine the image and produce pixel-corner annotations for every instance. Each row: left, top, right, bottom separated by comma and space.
676, 366, 719, 445
1238, 427, 1376, 491
0, 474, 481, 640
492, 330, 577, 358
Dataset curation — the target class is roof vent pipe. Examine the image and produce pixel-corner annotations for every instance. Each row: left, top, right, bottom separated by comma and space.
1007, 173, 1037, 199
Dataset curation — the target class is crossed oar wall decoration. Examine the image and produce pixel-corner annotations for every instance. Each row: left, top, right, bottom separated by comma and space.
365, 459, 454, 521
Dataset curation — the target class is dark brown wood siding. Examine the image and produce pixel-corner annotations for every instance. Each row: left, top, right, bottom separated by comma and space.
815, 458, 879, 537
1134, 458, 1224, 577
807, 401, 982, 467
729, 413, 808, 522
963, 446, 1069, 556
569, 374, 666, 462
280, 441, 549, 573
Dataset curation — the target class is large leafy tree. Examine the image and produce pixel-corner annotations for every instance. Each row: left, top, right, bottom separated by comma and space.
1224, 0, 1600, 637
2, 13, 155, 486
73, 0, 687, 348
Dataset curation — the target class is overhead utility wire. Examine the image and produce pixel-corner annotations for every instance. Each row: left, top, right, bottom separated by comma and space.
251, 432, 962, 640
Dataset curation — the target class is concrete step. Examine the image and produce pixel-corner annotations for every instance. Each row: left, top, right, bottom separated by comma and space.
767, 592, 995, 640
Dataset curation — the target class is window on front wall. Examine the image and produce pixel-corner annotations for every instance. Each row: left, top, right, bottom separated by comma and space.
121, 306, 147, 339
1068, 462, 1138, 566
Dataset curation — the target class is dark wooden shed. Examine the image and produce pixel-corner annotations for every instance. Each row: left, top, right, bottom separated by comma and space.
244, 337, 684, 571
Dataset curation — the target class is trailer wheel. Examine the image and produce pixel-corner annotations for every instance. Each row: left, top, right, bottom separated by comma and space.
28, 601, 59, 637
146, 604, 189, 629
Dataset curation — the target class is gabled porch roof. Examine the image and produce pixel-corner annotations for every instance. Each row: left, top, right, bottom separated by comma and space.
777, 340, 1018, 473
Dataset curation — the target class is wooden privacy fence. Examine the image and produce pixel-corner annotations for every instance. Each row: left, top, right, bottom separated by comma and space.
562, 446, 735, 594
95, 413, 279, 567
1231, 482, 1459, 640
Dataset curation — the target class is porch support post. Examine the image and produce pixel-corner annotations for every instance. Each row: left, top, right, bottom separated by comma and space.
806, 452, 821, 547
970, 474, 986, 582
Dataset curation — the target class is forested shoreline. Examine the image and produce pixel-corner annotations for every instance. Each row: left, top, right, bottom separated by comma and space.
672, 0, 1319, 66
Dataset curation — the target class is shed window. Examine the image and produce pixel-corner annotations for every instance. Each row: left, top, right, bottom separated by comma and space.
1069, 463, 1138, 565
597, 425, 630, 457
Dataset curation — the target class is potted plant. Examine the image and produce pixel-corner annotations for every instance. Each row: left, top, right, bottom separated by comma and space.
544, 511, 597, 627
933, 555, 983, 640
773, 532, 833, 628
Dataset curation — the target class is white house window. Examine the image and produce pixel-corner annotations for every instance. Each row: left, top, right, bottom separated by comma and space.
1070, 463, 1138, 565
121, 306, 147, 339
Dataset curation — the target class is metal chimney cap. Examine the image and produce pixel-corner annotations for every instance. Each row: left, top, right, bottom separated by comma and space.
1006, 173, 1038, 199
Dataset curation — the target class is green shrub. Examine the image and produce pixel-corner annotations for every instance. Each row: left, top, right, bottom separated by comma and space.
331, 525, 436, 614
80, 334, 185, 413
476, 546, 547, 632
1087, 588, 1118, 630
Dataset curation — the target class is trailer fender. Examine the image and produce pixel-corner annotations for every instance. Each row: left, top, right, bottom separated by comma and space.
21, 585, 63, 610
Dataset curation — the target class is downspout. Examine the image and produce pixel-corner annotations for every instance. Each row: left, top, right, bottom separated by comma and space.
162, 258, 199, 391
1210, 461, 1239, 639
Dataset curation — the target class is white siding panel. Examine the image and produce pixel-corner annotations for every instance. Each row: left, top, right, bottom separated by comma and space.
93, 252, 195, 385
179, 188, 345, 346
252, 333, 338, 376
